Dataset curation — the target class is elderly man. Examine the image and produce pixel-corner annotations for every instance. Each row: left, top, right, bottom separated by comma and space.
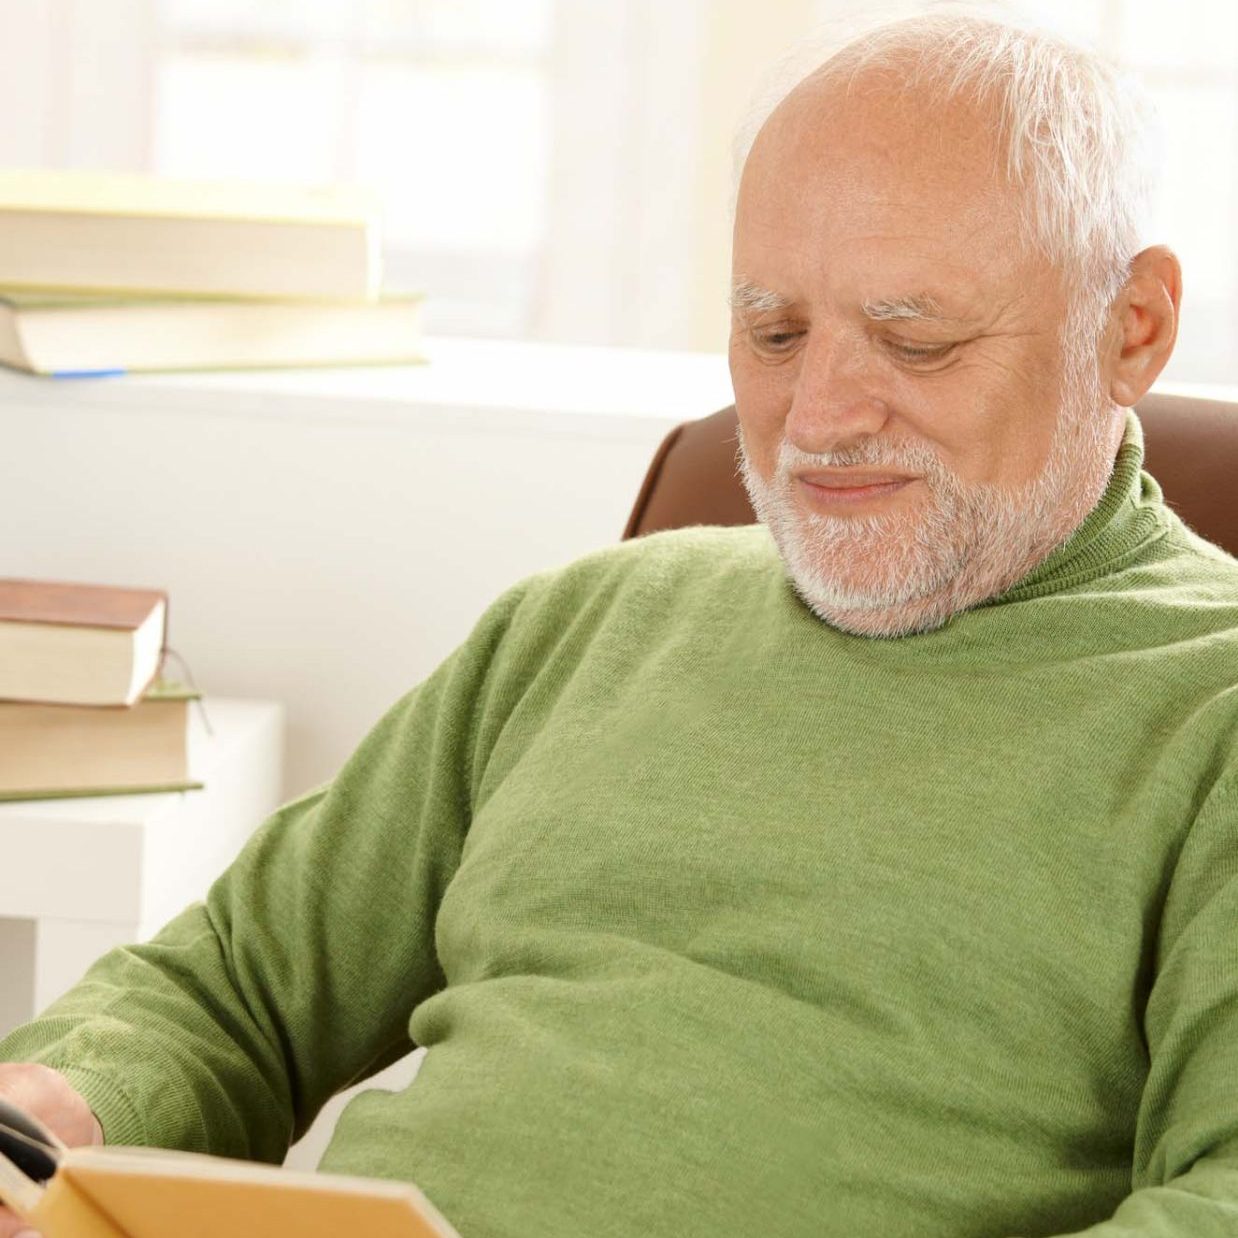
2, 11, 1236, 1238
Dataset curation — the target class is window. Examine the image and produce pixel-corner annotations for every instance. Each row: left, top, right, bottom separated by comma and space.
2, 0, 1237, 381
154, 0, 553, 336
1106, 1, 1238, 384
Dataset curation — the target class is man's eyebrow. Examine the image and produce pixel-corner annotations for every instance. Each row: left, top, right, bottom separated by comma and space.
729, 279, 792, 315
861, 294, 967, 325
731, 283, 973, 325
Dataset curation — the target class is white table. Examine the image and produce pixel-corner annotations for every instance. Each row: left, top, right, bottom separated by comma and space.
0, 698, 284, 1037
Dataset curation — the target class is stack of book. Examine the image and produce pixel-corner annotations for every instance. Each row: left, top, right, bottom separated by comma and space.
0, 169, 423, 376
0, 578, 201, 801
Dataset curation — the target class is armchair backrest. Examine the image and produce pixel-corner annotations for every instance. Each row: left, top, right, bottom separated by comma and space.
624, 392, 1238, 558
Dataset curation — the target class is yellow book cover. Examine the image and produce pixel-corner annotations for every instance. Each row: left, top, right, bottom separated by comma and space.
5, 1146, 461, 1238
0, 170, 382, 301
0, 170, 379, 227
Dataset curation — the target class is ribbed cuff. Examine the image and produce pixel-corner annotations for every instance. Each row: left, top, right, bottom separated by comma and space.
40, 1063, 148, 1147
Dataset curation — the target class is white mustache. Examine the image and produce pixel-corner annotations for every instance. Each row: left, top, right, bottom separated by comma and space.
773, 438, 954, 486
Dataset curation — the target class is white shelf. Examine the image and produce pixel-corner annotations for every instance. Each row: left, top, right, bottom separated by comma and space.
0, 335, 736, 437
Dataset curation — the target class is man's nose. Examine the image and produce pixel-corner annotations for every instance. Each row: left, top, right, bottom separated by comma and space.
784, 331, 890, 454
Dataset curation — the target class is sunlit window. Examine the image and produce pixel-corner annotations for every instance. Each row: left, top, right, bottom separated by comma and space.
154, 0, 553, 335
3, 1, 1237, 381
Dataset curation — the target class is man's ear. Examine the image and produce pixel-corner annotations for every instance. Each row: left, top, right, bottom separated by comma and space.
1105, 246, 1182, 407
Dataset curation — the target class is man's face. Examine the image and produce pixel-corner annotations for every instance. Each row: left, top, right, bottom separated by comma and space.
729, 71, 1120, 636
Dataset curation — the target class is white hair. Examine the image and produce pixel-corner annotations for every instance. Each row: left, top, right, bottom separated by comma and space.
734, 1, 1162, 329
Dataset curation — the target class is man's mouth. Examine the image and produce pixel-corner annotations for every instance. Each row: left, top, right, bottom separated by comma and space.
794, 470, 917, 507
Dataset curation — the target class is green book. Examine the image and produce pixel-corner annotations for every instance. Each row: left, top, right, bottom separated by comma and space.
0, 680, 204, 803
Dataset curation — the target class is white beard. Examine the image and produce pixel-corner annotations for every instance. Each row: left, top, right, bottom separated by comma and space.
738, 367, 1117, 638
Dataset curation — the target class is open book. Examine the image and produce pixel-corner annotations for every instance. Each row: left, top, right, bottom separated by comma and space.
0, 1099, 460, 1238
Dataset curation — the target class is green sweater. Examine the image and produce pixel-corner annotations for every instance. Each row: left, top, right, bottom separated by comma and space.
5, 415, 1238, 1237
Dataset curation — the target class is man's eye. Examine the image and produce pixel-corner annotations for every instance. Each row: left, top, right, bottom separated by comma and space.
751, 327, 804, 352
885, 339, 954, 364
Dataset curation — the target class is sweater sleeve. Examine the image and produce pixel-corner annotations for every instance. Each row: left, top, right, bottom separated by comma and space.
1014, 770, 1238, 1237
0, 581, 530, 1164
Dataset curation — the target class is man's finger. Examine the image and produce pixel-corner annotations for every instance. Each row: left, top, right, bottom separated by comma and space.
0, 1216, 42, 1238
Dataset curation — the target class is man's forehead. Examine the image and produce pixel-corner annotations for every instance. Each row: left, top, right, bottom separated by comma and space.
734, 67, 1030, 315
755, 59, 1007, 186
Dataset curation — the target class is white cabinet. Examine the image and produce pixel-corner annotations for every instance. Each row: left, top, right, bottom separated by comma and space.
0, 699, 284, 1036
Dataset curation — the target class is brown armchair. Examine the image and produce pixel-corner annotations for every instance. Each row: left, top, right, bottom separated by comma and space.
624, 392, 1238, 558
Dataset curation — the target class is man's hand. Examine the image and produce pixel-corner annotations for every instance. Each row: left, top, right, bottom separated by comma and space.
0, 1064, 102, 1238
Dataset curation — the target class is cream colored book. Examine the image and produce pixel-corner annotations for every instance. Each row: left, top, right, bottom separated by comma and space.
0, 681, 201, 801
0, 290, 424, 377
0, 1144, 460, 1238
0, 169, 381, 301
0, 578, 166, 707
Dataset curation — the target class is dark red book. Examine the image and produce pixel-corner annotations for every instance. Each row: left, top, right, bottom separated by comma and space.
0, 578, 167, 706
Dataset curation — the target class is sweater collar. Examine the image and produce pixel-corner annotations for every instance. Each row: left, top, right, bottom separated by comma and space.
983, 410, 1170, 607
